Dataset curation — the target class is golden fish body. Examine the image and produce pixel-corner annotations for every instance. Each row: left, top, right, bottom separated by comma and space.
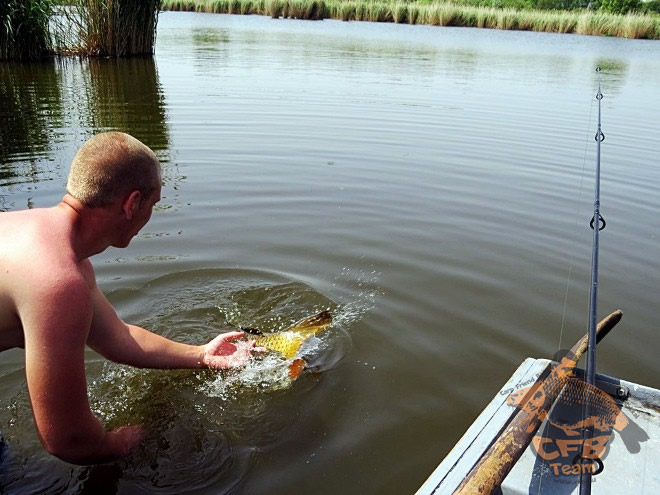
254, 310, 332, 360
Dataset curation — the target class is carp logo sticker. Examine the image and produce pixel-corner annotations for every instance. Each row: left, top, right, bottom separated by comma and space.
505, 350, 648, 483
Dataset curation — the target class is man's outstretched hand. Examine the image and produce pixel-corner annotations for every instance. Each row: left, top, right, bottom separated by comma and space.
201, 331, 265, 370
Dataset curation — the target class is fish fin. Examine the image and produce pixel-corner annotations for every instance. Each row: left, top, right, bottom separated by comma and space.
288, 359, 307, 380
290, 310, 332, 335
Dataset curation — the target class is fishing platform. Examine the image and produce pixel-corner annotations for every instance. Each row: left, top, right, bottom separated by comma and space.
416, 357, 660, 494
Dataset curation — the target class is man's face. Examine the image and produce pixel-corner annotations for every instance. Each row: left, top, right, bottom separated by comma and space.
116, 186, 162, 248
135, 187, 161, 233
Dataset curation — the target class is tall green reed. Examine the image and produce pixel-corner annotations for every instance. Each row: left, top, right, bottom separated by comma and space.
66, 0, 162, 56
1, 0, 54, 60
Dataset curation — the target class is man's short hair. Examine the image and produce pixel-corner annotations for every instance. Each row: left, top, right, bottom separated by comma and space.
66, 132, 161, 208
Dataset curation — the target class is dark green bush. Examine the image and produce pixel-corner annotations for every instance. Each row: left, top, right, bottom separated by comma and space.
452, 0, 535, 10
640, 0, 660, 13
601, 0, 640, 13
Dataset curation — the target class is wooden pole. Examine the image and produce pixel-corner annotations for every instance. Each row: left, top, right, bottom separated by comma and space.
454, 309, 623, 495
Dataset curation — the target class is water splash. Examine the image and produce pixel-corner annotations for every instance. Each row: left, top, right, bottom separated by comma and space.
203, 354, 296, 399
202, 268, 382, 397
329, 266, 382, 329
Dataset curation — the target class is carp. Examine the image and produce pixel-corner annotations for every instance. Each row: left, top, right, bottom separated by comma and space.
243, 310, 333, 379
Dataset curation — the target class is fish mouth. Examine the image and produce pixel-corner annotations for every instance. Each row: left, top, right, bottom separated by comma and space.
241, 326, 263, 336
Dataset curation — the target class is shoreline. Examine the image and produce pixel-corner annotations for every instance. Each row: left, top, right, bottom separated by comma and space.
160, 0, 660, 40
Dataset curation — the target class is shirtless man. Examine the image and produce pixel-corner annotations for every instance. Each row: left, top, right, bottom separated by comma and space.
0, 132, 258, 465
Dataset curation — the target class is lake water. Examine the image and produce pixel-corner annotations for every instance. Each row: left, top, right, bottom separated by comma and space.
1, 12, 660, 494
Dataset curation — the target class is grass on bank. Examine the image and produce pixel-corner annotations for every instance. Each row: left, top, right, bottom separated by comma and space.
161, 0, 660, 39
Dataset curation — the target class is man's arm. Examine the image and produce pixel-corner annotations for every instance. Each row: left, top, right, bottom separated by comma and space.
86, 284, 256, 370
20, 277, 142, 464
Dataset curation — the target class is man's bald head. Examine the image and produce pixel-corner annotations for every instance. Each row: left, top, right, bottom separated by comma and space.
67, 132, 161, 208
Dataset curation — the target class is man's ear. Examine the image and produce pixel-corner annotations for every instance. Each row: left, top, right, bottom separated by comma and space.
122, 190, 142, 220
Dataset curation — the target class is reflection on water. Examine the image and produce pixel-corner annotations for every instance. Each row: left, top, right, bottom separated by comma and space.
82, 57, 170, 155
0, 60, 64, 184
191, 28, 230, 52
0, 56, 172, 211
593, 58, 629, 97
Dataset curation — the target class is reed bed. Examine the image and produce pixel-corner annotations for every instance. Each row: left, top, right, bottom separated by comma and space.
64, 0, 162, 56
161, 0, 660, 39
1, 0, 54, 60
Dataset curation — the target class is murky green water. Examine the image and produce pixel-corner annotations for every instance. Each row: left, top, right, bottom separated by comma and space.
1, 12, 660, 494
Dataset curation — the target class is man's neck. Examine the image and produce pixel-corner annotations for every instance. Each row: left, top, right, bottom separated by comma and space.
58, 195, 114, 260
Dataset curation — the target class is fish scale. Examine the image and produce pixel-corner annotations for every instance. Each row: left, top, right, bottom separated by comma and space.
253, 310, 332, 360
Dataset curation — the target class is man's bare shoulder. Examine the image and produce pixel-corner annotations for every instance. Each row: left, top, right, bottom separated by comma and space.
1, 208, 80, 268
0, 208, 94, 343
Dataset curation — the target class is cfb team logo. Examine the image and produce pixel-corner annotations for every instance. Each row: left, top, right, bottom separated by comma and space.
505, 351, 646, 481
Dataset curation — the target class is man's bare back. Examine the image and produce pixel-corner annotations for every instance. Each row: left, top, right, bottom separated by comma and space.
0, 206, 88, 351
0, 133, 260, 465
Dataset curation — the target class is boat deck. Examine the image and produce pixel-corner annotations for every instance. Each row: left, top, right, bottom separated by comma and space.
416, 358, 660, 494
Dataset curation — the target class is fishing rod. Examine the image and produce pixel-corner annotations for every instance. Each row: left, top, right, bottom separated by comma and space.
579, 66, 606, 495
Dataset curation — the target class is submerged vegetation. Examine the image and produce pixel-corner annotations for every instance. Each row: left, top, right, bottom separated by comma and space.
162, 0, 660, 39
